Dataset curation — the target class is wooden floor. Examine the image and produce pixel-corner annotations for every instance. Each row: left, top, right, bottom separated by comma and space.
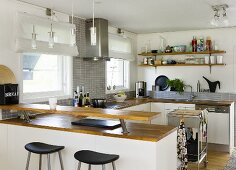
188, 151, 230, 170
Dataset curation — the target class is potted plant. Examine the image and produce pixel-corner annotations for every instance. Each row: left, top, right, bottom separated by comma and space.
167, 79, 185, 93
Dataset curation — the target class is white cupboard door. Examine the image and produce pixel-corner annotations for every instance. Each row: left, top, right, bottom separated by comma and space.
150, 103, 165, 125
122, 105, 138, 111
122, 103, 150, 112
208, 112, 229, 145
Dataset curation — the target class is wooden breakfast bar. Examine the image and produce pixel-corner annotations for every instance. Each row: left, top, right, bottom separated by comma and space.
0, 104, 177, 170
0, 104, 160, 134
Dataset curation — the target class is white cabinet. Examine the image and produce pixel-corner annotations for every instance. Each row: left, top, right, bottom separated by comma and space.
122, 103, 150, 112
208, 112, 229, 145
150, 103, 165, 125
122, 103, 151, 123
123, 102, 195, 125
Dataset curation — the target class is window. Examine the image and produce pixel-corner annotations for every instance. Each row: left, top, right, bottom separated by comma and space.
22, 53, 72, 101
106, 58, 130, 92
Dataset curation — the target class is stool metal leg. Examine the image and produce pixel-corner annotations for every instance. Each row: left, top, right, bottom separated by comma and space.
112, 162, 116, 170
58, 151, 64, 170
88, 164, 91, 170
25, 152, 31, 170
102, 164, 105, 170
39, 154, 42, 170
77, 161, 81, 170
47, 154, 51, 170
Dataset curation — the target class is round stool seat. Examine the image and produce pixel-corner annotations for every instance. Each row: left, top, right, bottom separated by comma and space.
25, 142, 65, 154
74, 150, 119, 165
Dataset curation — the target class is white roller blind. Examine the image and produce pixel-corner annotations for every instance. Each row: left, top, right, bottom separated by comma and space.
15, 12, 78, 56
109, 34, 134, 61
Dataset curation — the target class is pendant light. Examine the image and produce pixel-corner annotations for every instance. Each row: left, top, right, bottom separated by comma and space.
70, 0, 76, 46
90, 0, 96, 46
48, 23, 55, 48
31, 25, 37, 49
48, 3, 55, 48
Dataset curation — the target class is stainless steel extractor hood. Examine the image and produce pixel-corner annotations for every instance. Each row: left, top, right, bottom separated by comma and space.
85, 18, 109, 61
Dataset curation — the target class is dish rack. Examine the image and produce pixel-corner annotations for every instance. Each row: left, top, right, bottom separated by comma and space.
168, 108, 208, 170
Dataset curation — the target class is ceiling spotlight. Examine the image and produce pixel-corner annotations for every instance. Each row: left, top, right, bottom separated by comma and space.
211, 4, 229, 27
211, 9, 220, 26
117, 28, 127, 38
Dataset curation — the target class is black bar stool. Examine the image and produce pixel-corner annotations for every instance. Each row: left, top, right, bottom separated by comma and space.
24, 142, 65, 170
74, 150, 119, 170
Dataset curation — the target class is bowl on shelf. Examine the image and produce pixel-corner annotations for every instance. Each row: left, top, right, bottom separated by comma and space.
114, 94, 127, 103
173, 45, 186, 52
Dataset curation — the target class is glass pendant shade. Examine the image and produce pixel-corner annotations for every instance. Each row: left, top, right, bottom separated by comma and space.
31, 34, 37, 49
48, 24, 55, 48
90, 27, 96, 46
31, 25, 37, 49
70, 28, 76, 46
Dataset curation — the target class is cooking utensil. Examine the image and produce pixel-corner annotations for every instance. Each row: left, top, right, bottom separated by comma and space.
155, 75, 169, 91
91, 99, 106, 108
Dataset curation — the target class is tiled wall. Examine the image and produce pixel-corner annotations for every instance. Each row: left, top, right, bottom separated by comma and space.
72, 17, 106, 99
149, 91, 235, 101
106, 91, 136, 102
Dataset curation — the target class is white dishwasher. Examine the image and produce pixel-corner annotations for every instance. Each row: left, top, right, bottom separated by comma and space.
196, 105, 230, 145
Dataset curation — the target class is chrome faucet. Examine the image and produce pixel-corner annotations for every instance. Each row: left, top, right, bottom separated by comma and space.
185, 85, 196, 101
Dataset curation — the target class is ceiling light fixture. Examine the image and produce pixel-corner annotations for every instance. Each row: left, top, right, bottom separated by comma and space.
70, 0, 76, 46
31, 25, 37, 49
222, 7, 229, 26
48, 8, 55, 48
211, 4, 229, 27
117, 28, 127, 39
90, 0, 96, 46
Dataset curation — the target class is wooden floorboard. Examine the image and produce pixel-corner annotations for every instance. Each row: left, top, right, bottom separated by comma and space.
188, 151, 230, 170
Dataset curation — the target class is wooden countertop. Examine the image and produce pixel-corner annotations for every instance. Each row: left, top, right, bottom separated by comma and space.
107, 98, 233, 109
0, 114, 177, 142
0, 104, 160, 121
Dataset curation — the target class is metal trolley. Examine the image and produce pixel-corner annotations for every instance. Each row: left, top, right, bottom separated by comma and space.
168, 109, 208, 170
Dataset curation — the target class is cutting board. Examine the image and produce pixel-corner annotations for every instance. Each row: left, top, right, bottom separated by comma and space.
0, 65, 16, 84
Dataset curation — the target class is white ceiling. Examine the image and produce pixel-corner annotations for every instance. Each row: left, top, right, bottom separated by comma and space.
20, 0, 236, 33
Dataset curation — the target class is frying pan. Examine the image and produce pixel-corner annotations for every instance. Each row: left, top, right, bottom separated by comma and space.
155, 75, 169, 91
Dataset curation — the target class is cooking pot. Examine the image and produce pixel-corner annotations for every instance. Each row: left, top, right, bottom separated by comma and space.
91, 99, 106, 108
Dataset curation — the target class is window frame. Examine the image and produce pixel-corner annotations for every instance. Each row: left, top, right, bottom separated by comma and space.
105, 58, 130, 94
21, 53, 73, 103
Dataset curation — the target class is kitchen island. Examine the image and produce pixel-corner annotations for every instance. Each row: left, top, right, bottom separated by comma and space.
0, 104, 177, 170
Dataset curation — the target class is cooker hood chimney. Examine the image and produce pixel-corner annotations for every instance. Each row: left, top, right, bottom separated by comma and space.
85, 18, 109, 61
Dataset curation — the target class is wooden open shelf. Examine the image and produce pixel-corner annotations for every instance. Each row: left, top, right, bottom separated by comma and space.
138, 50, 226, 56
138, 64, 225, 67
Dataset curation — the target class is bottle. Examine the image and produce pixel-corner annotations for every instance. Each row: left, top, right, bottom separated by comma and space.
197, 37, 204, 52
192, 36, 197, 52
83, 94, 86, 106
73, 91, 78, 107
78, 92, 84, 107
197, 80, 201, 92
85, 92, 91, 107
206, 36, 212, 51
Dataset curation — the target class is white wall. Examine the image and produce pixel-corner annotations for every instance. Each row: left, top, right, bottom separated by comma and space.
0, 0, 69, 102
137, 28, 236, 93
